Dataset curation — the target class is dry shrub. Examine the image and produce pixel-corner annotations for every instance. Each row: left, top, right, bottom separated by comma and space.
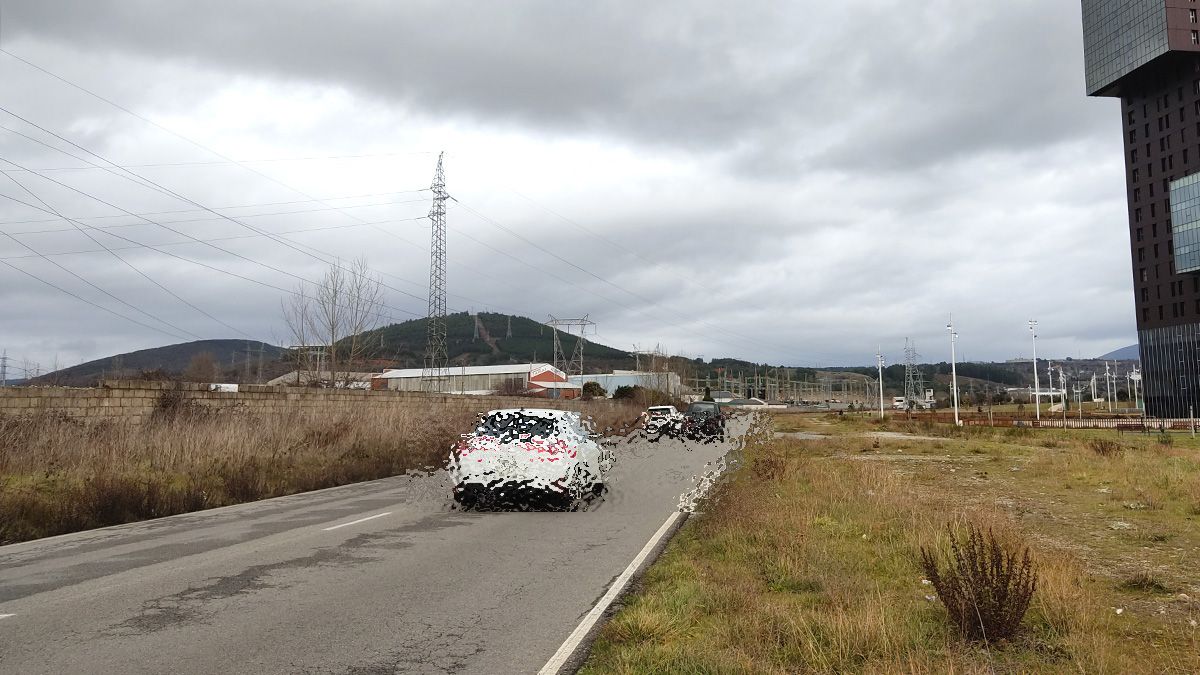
920, 523, 1038, 642
1087, 438, 1124, 458
0, 405, 476, 544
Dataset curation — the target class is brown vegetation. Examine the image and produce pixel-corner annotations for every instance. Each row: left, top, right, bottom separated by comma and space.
0, 404, 473, 544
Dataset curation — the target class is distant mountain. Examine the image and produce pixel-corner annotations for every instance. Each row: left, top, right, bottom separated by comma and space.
32, 340, 284, 387
1, 378, 27, 387
1098, 344, 1140, 361
356, 312, 635, 373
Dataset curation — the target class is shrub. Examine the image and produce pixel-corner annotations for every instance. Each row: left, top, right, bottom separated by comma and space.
1157, 430, 1174, 447
920, 523, 1038, 642
581, 381, 606, 399
1088, 438, 1124, 458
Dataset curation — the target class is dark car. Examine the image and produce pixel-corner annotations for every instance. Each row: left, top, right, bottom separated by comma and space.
682, 401, 725, 442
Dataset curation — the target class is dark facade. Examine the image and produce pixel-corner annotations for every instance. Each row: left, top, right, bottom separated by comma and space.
1083, 0, 1200, 416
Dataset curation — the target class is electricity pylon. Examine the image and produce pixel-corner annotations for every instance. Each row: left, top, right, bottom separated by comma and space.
422, 152, 449, 391
547, 315, 595, 376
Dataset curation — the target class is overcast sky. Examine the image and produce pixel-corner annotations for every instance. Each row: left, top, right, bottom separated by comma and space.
0, 1, 1130, 373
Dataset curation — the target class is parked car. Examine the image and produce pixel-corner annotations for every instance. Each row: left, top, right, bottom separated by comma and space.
645, 405, 683, 439
448, 408, 614, 510
682, 401, 726, 442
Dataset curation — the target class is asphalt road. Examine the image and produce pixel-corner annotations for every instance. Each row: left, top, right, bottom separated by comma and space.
0, 420, 740, 674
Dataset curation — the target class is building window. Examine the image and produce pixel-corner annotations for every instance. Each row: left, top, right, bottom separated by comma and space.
1138, 227, 1144, 241
1186, 148, 1191, 164
1155, 243, 1161, 256
1144, 308, 1150, 322
1141, 268, 1148, 282
1154, 223, 1159, 237
1136, 207, 1143, 222
1160, 305, 1166, 320
1134, 168, 1141, 182
1151, 203, 1157, 218
1191, 30, 1198, 44
1163, 157, 1169, 171
1133, 148, 1139, 162
1134, 187, 1142, 202
1142, 287, 1149, 301
1192, 8, 1197, 22
1139, 247, 1146, 262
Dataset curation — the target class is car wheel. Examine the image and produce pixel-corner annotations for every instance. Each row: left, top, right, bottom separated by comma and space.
591, 482, 605, 497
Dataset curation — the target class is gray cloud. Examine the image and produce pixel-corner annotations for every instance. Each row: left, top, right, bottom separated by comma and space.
0, 1, 1138, 370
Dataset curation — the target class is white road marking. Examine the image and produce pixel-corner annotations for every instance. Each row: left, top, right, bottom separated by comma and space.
0, 614, 15, 620
538, 510, 684, 675
322, 512, 392, 531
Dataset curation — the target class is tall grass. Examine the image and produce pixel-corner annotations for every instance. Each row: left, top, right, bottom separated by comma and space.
0, 405, 476, 544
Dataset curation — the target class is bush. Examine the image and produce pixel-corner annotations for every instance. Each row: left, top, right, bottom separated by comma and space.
920, 523, 1038, 642
1088, 438, 1124, 458
581, 381, 606, 399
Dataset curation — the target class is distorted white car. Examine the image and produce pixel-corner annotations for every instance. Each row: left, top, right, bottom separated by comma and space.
448, 408, 614, 510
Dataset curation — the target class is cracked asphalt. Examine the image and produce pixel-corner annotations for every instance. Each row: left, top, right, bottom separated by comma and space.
0, 423, 737, 674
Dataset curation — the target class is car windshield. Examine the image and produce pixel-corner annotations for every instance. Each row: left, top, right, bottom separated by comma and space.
475, 412, 559, 440
688, 403, 719, 415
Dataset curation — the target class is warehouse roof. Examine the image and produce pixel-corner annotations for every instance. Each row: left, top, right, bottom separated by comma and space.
373, 363, 565, 379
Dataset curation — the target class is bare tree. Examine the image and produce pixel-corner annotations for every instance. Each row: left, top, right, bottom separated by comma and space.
183, 352, 218, 383
282, 258, 384, 387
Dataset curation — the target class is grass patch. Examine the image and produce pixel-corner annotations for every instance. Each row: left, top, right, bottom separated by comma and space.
582, 415, 1200, 673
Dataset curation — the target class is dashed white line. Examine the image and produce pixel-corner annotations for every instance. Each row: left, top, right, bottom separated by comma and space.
0, 614, 15, 620
538, 510, 684, 675
322, 512, 392, 531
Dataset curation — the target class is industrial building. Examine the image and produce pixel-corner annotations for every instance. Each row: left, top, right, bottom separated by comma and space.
1081, 0, 1200, 416
371, 363, 582, 398
567, 370, 683, 398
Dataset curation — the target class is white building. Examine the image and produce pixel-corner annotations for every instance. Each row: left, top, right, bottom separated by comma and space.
372, 363, 582, 398
567, 370, 683, 398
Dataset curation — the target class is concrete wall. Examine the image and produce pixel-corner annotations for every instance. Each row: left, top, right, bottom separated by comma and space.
0, 380, 631, 423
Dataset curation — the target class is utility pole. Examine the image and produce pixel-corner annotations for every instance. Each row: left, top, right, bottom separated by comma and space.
1059, 365, 1066, 424
876, 348, 885, 419
1029, 320, 1040, 421
947, 314, 960, 426
0, 349, 6, 387
422, 152, 449, 392
1105, 361, 1113, 413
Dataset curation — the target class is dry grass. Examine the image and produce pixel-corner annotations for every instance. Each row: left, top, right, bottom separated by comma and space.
0, 404, 479, 543
582, 415, 1200, 674
0, 392, 644, 545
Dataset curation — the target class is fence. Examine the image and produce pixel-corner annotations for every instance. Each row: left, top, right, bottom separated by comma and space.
0, 380, 633, 423
892, 411, 1196, 431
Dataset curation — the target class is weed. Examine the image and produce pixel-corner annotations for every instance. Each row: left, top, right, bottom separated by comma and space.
1087, 438, 1124, 458
1117, 571, 1175, 595
920, 523, 1038, 642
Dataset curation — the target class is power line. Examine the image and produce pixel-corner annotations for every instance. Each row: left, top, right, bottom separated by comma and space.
0, 190, 418, 326
1, 162, 250, 338
0, 258, 193, 341
0, 110, 442, 311
0, 130, 436, 321
0, 149, 437, 172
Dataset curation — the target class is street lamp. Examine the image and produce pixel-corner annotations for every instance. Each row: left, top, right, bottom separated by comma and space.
1029, 319, 1040, 421
947, 314, 960, 426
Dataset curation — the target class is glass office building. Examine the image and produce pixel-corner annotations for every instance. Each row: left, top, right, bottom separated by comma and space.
1082, 0, 1200, 416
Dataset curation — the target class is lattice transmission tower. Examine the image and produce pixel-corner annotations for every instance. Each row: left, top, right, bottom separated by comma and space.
422, 152, 449, 391
547, 315, 595, 376
903, 338, 926, 408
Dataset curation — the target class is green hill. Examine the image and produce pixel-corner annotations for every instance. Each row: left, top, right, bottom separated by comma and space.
356, 312, 634, 373
31, 340, 284, 387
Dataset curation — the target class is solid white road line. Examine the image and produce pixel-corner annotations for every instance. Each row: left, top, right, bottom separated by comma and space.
0, 614, 15, 619
538, 510, 684, 675
322, 512, 392, 531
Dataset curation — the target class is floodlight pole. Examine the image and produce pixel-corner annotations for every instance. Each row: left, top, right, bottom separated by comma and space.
876, 348, 885, 419
947, 314, 960, 426
1029, 320, 1040, 421
1059, 365, 1066, 425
